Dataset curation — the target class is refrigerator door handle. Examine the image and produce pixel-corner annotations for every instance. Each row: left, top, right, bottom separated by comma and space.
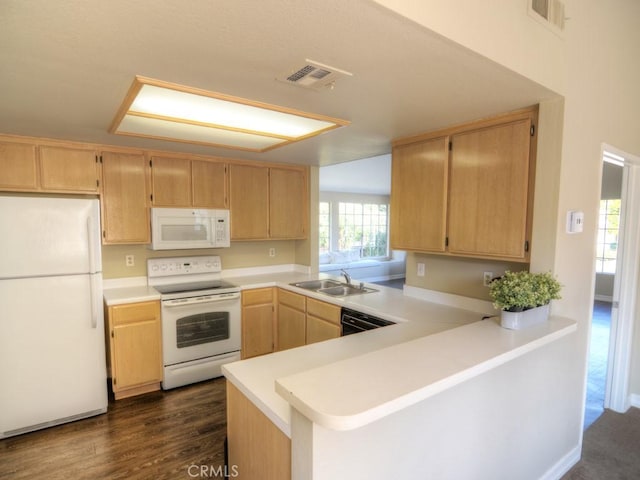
86, 216, 99, 329
86, 216, 97, 274
89, 274, 99, 329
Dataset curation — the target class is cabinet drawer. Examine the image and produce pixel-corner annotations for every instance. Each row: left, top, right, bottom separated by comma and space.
278, 289, 306, 312
306, 298, 340, 325
111, 301, 160, 326
242, 288, 274, 306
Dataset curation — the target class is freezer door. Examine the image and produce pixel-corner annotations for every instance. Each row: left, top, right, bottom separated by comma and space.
0, 274, 108, 437
0, 196, 102, 278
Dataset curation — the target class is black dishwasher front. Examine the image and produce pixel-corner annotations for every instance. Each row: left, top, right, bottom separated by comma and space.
340, 307, 395, 336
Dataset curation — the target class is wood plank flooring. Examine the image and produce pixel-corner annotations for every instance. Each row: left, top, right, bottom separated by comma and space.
0, 378, 227, 480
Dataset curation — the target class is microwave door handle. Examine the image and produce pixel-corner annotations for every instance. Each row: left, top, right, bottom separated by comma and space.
163, 293, 241, 307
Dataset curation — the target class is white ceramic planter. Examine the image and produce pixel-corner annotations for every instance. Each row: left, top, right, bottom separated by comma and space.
500, 303, 550, 330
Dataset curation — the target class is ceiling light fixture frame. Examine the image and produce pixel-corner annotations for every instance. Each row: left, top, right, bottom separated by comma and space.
109, 76, 350, 152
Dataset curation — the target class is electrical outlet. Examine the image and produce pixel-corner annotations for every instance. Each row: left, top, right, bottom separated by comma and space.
125, 255, 135, 267
483, 271, 493, 287
417, 263, 425, 277
269, 248, 276, 257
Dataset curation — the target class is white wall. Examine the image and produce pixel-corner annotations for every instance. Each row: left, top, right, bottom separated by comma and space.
319, 154, 391, 195
293, 335, 581, 480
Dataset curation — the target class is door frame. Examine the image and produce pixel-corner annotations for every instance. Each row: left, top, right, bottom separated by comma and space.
601, 143, 640, 413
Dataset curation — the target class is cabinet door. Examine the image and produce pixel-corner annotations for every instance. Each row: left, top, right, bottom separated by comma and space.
269, 167, 307, 239
40, 146, 99, 193
101, 152, 150, 244
192, 160, 227, 208
151, 156, 192, 207
241, 288, 274, 359
390, 137, 448, 252
448, 119, 532, 260
277, 304, 306, 351
242, 304, 275, 359
110, 301, 162, 390
306, 315, 340, 344
0, 141, 38, 191
113, 321, 163, 389
229, 164, 269, 240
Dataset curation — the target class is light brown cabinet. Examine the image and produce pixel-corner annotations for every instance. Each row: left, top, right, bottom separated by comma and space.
390, 137, 449, 253
447, 118, 533, 260
151, 156, 227, 208
305, 297, 341, 344
105, 300, 162, 400
39, 146, 99, 193
0, 141, 38, 191
241, 288, 275, 359
229, 164, 308, 240
269, 167, 308, 239
391, 106, 537, 262
0, 141, 99, 193
229, 164, 270, 239
276, 289, 306, 351
100, 151, 151, 244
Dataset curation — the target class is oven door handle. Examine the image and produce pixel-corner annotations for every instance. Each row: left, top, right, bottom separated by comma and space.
163, 292, 241, 307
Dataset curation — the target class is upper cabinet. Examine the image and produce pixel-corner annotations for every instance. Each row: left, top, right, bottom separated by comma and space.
229, 164, 308, 241
391, 106, 538, 263
269, 167, 307, 239
447, 118, 533, 259
0, 141, 38, 191
100, 151, 150, 244
39, 146, 99, 193
390, 137, 449, 253
229, 164, 270, 240
0, 134, 307, 246
0, 141, 99, 194
151, 156, 227, 208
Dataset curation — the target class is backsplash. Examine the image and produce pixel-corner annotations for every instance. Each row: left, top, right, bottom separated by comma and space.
101, 241, 300, 279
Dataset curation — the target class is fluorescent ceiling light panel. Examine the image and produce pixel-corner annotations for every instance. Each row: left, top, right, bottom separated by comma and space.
110, 76, 350, 152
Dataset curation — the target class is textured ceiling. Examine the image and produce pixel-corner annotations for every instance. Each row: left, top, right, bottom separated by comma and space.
0, 0, 557, 166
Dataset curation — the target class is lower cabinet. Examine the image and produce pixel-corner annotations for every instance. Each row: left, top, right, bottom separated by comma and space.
276, 289, 307, 351
227, 381, 291, 480
105, 300, 162, 400
241, 287, 343, 359
306, 297, 341, 344
241, 288, 275, 359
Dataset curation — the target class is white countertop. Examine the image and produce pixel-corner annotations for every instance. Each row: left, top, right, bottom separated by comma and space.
102, 285, 161, 305
275, 316, 575, 432
103, 268, 576, 439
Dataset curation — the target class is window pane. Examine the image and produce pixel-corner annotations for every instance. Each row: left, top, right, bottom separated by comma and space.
595, 198, 620, 274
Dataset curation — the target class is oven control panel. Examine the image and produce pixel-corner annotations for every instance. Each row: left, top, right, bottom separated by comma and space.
148, 255, 222, 278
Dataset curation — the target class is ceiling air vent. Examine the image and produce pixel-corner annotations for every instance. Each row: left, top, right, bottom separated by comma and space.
529, 0, 566, 34
278, 59, 353, 91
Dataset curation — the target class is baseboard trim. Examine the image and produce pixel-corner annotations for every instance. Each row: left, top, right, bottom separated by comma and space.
540, 444, 581, 480
630, 394, 640, 408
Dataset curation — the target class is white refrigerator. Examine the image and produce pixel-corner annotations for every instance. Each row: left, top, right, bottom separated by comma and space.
0, 195, 108, 438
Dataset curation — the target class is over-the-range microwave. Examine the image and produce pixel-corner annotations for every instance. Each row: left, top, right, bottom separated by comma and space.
150, 207, 230, 250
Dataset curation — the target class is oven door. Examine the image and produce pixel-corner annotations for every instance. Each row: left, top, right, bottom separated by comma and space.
161, 292, 241, 366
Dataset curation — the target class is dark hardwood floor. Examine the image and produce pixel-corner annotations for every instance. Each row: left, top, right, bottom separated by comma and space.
0, 378, 228, 480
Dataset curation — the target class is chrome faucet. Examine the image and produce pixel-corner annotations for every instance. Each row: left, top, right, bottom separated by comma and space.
340, 269, 352, 285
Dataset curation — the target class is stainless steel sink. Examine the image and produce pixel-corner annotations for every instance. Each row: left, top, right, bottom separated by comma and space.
317, 285, 378, 297
290, 279, 343, 290
290, 279, 378, 297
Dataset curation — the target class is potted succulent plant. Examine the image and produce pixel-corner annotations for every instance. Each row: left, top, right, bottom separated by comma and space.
489, 270, 562, 329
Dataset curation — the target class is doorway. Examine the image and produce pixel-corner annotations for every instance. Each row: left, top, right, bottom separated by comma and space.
587, 145, 640, 427
587, 153, 623, 427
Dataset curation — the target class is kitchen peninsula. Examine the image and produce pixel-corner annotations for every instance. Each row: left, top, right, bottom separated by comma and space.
222, 275, 577, 480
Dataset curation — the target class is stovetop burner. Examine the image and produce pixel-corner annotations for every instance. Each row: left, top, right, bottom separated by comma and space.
153, 279, 238, 295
